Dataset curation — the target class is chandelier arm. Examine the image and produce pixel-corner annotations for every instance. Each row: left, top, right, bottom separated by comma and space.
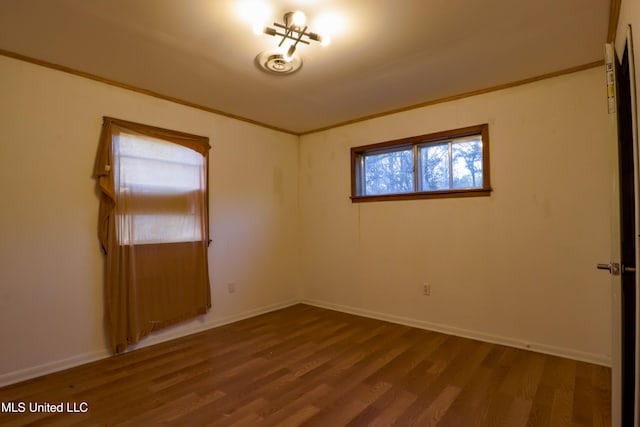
273, 22, 292, 47
272, 23, 314, 44
272, 33, 309, 44
290, 25, 308, 50
278, 28, 290, 47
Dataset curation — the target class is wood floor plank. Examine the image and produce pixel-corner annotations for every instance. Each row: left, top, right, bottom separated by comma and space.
505, 396, 533, 426
252, 383, 330, 426
437, 364, 509, 426
414, 385, 462, 426
275, 405, 320, 427
498, 351, 546, 399
0, 304, 611, 426
300, 381, 393, 426
363, 388, 418, 426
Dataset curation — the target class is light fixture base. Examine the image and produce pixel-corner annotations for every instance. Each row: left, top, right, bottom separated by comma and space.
255, 50, 302, 75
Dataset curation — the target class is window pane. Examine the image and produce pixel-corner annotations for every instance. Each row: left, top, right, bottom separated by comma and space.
420, 143, 450, 190
113, 133, 206, 245
364, 148, 414, 195
121, 214, 201, 244
117, 134, 203, 191
451, 138, 483, 189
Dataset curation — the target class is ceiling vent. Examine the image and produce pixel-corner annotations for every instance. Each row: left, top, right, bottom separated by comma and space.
255, 50, 302, 75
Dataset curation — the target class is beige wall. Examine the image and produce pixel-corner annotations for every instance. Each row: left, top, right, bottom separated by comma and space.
0, 53, 613, 385
0, 55, 300, 384
299, 66, 612, 364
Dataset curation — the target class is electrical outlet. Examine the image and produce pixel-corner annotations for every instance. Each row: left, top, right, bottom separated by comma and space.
227, 282, 236, 294
423, 283, 431, 296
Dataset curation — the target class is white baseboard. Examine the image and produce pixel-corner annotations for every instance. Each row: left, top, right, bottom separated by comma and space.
0, 297, 610, 388
301, 299, 612, 367
0, 299, 299, 388
0, 349, 112, 389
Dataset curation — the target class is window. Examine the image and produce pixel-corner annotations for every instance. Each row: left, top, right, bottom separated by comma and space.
113, 133, 206, 245
94, 117, 211, 353
351, 124, 491, 202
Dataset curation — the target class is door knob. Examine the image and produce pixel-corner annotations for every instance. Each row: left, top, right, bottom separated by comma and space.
597, 262, 620, 275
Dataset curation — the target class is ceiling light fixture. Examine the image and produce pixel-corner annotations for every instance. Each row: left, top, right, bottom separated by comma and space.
255, 10, 331, 75
264, 11, 327, 55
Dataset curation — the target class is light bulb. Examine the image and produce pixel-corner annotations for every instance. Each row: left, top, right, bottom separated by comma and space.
253, 23, 266, 35
236, 0, 271, 34
314, 11, 345, 44
284, 45, 296, 62
291, 11, 306, 27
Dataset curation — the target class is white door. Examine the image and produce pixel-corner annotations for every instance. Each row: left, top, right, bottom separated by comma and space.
604, 40, 623, 426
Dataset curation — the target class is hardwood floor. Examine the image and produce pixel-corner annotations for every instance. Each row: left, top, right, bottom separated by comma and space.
0, 304, 611, 426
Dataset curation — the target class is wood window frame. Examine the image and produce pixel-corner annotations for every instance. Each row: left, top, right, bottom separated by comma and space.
350, 124, 492, 202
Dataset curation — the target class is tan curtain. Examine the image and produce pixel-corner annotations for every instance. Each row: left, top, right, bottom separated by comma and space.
93, 117, 211, 353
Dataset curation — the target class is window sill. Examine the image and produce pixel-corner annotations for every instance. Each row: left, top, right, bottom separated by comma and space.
350, 187, 492, 203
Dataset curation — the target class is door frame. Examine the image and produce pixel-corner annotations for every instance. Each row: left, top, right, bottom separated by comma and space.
605, 24, 639, 427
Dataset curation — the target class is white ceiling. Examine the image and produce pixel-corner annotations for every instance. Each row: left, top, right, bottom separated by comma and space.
0, 0, 611, 134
